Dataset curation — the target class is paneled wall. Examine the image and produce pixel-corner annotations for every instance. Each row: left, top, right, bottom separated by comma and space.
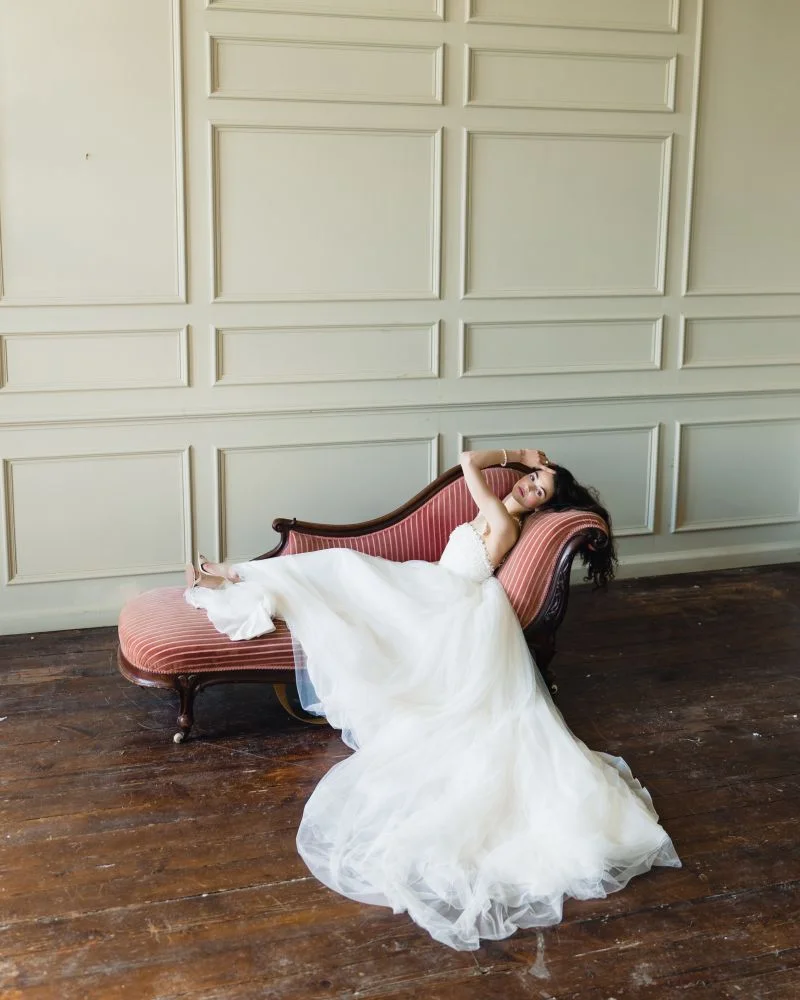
0, 0, 798, 633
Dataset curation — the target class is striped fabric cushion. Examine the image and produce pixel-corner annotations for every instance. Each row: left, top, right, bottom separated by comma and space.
497, 509, 608, 627
118, 587, 296, 674
118, 467, 607, 675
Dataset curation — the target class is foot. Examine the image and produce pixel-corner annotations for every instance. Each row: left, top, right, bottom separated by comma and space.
185, 564, 226, 590
184, 556, 240, 590
199, 558, 240, 584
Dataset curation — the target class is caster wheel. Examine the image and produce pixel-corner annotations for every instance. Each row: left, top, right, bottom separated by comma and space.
173, 731, 185, 744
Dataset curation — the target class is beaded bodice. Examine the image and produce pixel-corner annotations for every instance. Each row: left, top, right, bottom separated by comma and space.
438, 522, 495, 583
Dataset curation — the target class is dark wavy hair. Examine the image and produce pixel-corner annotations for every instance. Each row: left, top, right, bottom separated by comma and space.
539, 464, 618, 589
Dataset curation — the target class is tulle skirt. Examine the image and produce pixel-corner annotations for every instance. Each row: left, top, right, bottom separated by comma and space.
186, 547, 680, 950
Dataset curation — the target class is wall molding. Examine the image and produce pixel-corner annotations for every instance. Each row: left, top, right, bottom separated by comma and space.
464, 46, 677, 113
171, 0, 188, 306
461, 423, 660, 537
678, 314, 800, 370
683, 286, 800, 298
209, 34, 444, 106
205, 0, 444, 18
3, 389, 800, 433
681, 0, 800, 297
0, 328, 189, 393
210, 123, 442, 303
3, 448, 193, 585
465, 0, 680, 33
0, 0, 187, 309
679, 0, 704, 298
671, 417, 800, 532
459, 316, 663, 378
461, 129, 673, 299
213, 435, 439, 559
213, 322, 440, 386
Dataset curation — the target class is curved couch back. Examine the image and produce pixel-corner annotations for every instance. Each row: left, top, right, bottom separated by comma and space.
282, 467, 607, 628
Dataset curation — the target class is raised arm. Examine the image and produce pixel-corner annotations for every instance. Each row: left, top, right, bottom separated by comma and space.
460, 448, 553, 534
460, 449, 516, 537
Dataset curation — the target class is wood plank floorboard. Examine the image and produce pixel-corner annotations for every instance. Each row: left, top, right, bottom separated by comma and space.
1, 564, 799, 999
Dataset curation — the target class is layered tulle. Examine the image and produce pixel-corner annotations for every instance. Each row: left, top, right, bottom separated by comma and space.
186, 525, 680, 950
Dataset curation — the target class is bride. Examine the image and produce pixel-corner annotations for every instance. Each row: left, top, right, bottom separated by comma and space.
185, 447, 680, 951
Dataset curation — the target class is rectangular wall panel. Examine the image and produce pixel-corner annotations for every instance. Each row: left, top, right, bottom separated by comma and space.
461, 318, 662, 376
464, 132, 671, 297
206, 0, 443, 18
217, 438, 437, 557
466, 48, 675, 113
464, 427, 658, 536
213, 126, 441, 301
686, 0, 800, 293
0, 0, 184, 304
673, 420, 800, 531
211, 36, 443, 105
680, 316, 800, 369
215, 324, 438, 385
467, 0, 679, 32
0, 330, 188, 392
3, 451, 191, 583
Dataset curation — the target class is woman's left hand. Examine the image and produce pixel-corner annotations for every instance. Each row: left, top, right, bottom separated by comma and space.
519, 448, 553, 469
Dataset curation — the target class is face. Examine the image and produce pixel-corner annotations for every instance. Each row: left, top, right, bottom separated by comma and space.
511, 467, 556, 512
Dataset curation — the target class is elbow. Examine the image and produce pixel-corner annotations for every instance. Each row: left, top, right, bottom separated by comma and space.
460, 450, 474, 469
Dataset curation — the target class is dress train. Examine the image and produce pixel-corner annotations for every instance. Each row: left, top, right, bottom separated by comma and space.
185, 523, 680, 950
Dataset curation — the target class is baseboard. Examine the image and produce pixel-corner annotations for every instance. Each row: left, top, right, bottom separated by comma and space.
613, 541, 800, 581
0, 605, 120, 638
1, 542, 799, 636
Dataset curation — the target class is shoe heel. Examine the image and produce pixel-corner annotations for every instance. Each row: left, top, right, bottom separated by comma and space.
195, 553, 229, 589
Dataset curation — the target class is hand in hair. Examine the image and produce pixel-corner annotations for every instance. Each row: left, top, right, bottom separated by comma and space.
518, 449, 552, 469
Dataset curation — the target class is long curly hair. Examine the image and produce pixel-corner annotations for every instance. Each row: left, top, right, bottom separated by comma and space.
539, 463, 618, 588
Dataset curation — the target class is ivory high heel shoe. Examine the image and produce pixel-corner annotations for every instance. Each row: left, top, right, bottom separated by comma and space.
184, 554, 234, 590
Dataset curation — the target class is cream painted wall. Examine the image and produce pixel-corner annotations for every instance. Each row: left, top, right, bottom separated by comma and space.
0, 0, 799, 634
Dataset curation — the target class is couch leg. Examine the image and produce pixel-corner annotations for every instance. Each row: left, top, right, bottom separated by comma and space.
273, 683, 328, 726
532, 637, 558, 695
173, 674, 199, 743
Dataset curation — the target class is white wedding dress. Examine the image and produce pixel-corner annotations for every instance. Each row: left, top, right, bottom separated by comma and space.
186, 521, 680, 950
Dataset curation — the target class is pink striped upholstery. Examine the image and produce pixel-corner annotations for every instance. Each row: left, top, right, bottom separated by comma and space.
118, 467, 607, 675
497, 509, 608, 627
283, 468, 518, 561
119, 587, 296, 674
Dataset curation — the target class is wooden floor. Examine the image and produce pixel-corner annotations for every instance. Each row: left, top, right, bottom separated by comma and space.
1, 565, 799, 1000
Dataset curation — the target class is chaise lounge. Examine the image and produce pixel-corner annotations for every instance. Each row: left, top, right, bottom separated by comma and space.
117, 464, 609, 742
